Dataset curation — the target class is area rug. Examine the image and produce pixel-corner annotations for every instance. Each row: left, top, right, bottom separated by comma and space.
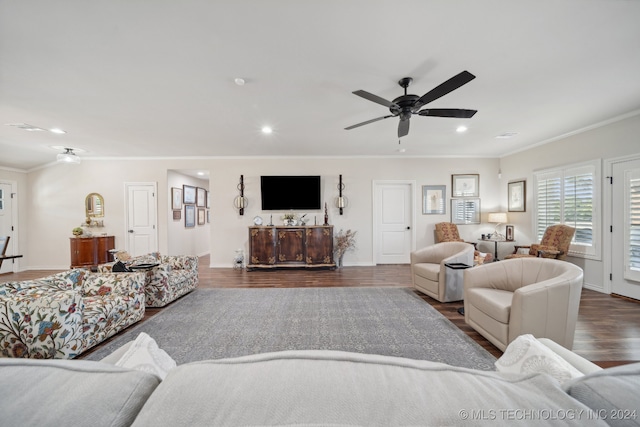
84, 287, 496, 370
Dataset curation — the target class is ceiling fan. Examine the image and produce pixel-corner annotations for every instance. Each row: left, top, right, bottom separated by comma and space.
345, 70, 477, 138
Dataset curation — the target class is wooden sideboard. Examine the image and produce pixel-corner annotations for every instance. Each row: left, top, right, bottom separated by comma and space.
70, 235, 115, 268
247, 225, 335, 270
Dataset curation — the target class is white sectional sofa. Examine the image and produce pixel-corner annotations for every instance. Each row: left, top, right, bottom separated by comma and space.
1, 336, 638, 426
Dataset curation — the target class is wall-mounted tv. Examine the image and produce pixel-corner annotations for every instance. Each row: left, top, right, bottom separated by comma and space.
261, 176, 321, 210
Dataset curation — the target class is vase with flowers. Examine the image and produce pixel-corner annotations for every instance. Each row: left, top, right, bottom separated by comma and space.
334, 229, 356, 268
282, 212, 297, 226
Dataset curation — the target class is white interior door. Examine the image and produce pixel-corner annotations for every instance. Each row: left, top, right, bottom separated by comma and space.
126, 183, 158, 257
611, 158, 640, 300
373, 181, 414, 264
0, 182, 17, 273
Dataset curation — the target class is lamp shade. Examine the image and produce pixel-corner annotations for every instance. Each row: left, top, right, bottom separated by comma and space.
488, 212, 508, 224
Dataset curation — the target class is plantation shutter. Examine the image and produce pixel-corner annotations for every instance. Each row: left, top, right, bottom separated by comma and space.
535, 171, 562, 241
624, 169, 640, 282
534, 160, 600, 259
564, 165, 595, 246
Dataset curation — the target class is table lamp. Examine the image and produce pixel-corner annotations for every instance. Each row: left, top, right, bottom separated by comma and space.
488, 212, 508, 239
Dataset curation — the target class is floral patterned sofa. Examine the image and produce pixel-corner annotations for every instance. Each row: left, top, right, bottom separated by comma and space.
99, 252, 198, 307
0, 269, 146, 359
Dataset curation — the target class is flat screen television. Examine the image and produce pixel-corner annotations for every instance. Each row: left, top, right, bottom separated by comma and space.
261, 176, 321, 210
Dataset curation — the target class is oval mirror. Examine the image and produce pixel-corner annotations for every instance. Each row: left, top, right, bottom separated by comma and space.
85, 193, 104, 218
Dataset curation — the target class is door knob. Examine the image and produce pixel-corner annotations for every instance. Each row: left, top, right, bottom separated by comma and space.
128, 230, 134, 233
406, 226, 411, 230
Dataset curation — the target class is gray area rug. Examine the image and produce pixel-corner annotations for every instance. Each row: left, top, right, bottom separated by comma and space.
84, 287, 496, 370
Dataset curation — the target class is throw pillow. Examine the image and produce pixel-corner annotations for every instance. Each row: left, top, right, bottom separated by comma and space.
115, 332, 176, 380
495, 334, 583, 385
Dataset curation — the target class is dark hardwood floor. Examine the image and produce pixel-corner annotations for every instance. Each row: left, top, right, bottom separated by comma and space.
3, 255, 639, 366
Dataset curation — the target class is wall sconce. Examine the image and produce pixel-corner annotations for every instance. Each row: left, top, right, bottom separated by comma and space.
336, 174, 347, 215
234, 175, 247, 215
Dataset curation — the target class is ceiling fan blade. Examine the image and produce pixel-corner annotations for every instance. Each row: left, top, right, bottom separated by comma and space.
415, 71, 476, 108
352, 90, 398, 108
345, 115, 393, 130
398, 119, 410, 138
417, 108, 477, 118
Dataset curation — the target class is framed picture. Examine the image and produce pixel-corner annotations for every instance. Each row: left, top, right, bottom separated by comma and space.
452, 174, 479, 197
196, 187, 206, 208
451, 198, 481, 224
172, 210, 181, 221
422, 185, 446, 215
171, 187, 182, 210
506, 225, 515, 241
508, 180, 526, 212
197, 208, 206, 225
185, 205, 196, 228
183, 185, 196, 204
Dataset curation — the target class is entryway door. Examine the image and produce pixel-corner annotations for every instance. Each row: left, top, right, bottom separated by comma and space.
125, 183, 158, 257
610, 156, 640, 300
373, 181, 415, 264
0, 181, 18, 274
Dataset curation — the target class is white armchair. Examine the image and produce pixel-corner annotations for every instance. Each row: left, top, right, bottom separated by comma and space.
464, 257, 584, 351
410, 242, 475, 302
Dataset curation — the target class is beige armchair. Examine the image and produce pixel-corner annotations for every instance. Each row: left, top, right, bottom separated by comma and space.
464, 257, 583, 351
410, 242, 475, 302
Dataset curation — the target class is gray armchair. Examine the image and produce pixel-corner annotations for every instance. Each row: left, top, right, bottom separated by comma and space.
410, 242, 474, 302
464, 257, 584, 351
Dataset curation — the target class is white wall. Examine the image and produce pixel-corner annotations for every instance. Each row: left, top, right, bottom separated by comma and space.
499, 112, 640, 291
3, 156, 500, 270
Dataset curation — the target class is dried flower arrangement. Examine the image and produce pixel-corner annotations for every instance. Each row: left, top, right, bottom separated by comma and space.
334, 229, 356, 267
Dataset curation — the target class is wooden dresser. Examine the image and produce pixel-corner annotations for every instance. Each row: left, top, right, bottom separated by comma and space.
69, 235, 115, 268
247, 226, 335, 270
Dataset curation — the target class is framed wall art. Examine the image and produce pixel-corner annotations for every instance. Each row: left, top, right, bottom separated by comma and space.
508, 180, 526, 212
422, 185, 446, 215
171, 187, 182, 210
198, 208, 206, 225
196, 187, 206, 208
451, 198, 481, 224
172, 210, 181, 221
505, 225, 515, 241
185, 205, 196, 228
452, 174, 479, 197
183, 185, 196, 205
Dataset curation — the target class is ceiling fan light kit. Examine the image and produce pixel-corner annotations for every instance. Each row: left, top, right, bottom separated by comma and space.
346, 70, 478, 138
57, 147, 81, 164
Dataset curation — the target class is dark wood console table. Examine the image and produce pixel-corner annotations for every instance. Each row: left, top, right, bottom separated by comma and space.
247, 225, 335, 270
70, 235, 115, 268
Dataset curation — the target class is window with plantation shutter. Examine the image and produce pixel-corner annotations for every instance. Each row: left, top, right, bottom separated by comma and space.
624, 169, 640, 281
534, 160, 601, 259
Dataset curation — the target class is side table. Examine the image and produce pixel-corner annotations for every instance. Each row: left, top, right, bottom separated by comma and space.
478, 238, 515, 261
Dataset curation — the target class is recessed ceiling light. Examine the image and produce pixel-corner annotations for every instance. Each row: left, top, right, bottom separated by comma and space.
234, 78, 245, 86
456, 125, 468, 133
261, 126, 273, 134
397, 148, 406, 153
49, 128, 66, 134
496, 132, 518, 139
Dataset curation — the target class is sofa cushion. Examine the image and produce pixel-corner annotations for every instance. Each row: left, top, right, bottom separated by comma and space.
131, 350, 607, 427
0, 358, 160, 427
413, 262, 440, 282
564, 362, 640, 426
467, 287, 513, 323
